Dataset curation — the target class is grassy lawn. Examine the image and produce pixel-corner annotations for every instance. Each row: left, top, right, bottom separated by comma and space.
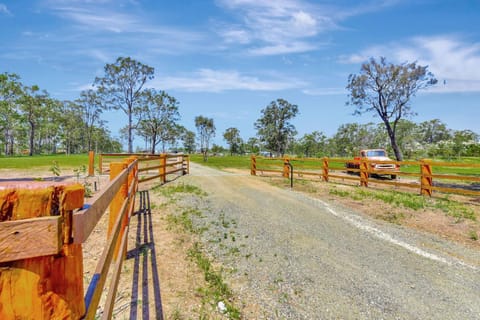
190, 154, 251, 170
0, 154, 92, 170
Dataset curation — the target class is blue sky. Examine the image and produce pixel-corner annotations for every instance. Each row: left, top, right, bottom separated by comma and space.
1, 0, 479, 148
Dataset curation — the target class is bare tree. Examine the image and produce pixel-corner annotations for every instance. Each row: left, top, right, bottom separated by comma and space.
346, 57, 437, 160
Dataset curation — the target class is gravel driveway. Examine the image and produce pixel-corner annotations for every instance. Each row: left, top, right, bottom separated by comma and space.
175, 163, 480, 319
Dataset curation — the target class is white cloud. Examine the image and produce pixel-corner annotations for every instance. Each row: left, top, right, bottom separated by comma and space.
340, 35, 480, 93
215, 0, 403, 56
50, 6, 138, 33
216, 0, 330, 55
302, 87, 346, 96
0, 3, 11, 15
155, 69, 306, 92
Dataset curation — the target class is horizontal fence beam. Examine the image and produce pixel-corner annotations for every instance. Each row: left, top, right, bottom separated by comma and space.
0, 216, 62, 263
73, 161, 133, 244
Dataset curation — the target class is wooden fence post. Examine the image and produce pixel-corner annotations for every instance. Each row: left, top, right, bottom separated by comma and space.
182, 155, 189, 175
160, 154, 167, 184
420, 159, 433, 196
99, 154, 103, 175
251, 155, 257, 176
360, 159, 369, 187
109, 162, 128, 260
322, 157, 329, 182
88, 151, 95, 176
0, 182, 85, 319
283, 158, 290, 178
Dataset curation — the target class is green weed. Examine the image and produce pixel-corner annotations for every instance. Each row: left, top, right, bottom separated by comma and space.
154, 182, 207, 197
468, 230, 478, 241
187, 242, 240, 319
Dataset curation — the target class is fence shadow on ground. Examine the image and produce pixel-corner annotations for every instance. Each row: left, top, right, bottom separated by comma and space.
126, 190, 164, 320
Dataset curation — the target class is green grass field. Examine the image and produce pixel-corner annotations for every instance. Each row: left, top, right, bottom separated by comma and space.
0, 154, 92, 170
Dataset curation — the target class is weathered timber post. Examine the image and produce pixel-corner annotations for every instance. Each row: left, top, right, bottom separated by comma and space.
98, 154, 103, 175
322, 157, 329, 182
360, 159, 369, 187
88, 151, 95, 176
182, 155, 188, 175
109, 162, 128, 260
283, 158, 290, 178
0, 182, 85, 319
160, 153, 167, 184
420, 159, 433, 196
251, 155, 257, 176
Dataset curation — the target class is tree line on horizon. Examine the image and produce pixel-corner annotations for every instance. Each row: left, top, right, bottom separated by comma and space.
1, 56, 478, 160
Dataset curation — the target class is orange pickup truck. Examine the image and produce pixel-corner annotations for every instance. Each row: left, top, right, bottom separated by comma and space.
345, 149, 400, 179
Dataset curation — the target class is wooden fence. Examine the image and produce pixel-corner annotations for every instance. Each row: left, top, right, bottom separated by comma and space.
0, 153, 190, 319
251, 155, 480, 197
98, 153, 189, 183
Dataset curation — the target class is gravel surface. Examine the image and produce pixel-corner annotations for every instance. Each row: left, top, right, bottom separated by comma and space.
175, 163, 480, 319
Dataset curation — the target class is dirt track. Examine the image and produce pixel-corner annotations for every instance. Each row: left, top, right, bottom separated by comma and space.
174, 162, 480, 319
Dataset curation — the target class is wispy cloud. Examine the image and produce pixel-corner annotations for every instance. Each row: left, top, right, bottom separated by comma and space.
155, 69, 307, 92
340, 35, 480, 93
216, 0, 328, 55
52, 6, 136, 33
0, 3, 11, 15
215, 0, 403, 56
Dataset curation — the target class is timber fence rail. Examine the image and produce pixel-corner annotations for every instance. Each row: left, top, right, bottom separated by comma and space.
0, 152, 190, 319
99, 153, 189, 184
251, 155, 480, 197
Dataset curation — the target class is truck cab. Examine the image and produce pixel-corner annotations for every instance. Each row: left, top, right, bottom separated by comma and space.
347, 149, 400, 179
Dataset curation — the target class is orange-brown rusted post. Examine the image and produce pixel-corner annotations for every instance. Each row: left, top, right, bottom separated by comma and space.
283, 158, 290, 178
109, 162, 128, 260
360, 159, 369, 187
99, 154, 103, 174
420, 159, 433, 196
251, 155, 257, 176
88, 150, 95, 176
0, 182, 85, 319
160, 153, 167, 184
322, 157, 329, 182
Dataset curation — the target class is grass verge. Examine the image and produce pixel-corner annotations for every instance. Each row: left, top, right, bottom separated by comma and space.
329, 186, 476, 221
160, 182, 241, 319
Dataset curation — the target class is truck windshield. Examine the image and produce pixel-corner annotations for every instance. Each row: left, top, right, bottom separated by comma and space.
366, 150, 386, 157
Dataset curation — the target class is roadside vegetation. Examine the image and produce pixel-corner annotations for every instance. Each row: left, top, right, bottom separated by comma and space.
153, 182, 242, 319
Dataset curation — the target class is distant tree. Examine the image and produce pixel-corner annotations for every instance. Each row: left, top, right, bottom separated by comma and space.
297, 131, 327, 157
18, 84, 50, 156
137, 90, 180, 153
254, 98, 299, 156
246, 137, 260, 154
331, 123, 376, 157
77, 89, 104, 152
210, 144, 225, 155
0, 73, 23, 155
346, 57, 437, 160
94, 57, 154, 153
223, 127, 242, 155
418, 119, 451, 144
195, 116, 215, 161
181, 129, 196, 154
452, 130, 479, 157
